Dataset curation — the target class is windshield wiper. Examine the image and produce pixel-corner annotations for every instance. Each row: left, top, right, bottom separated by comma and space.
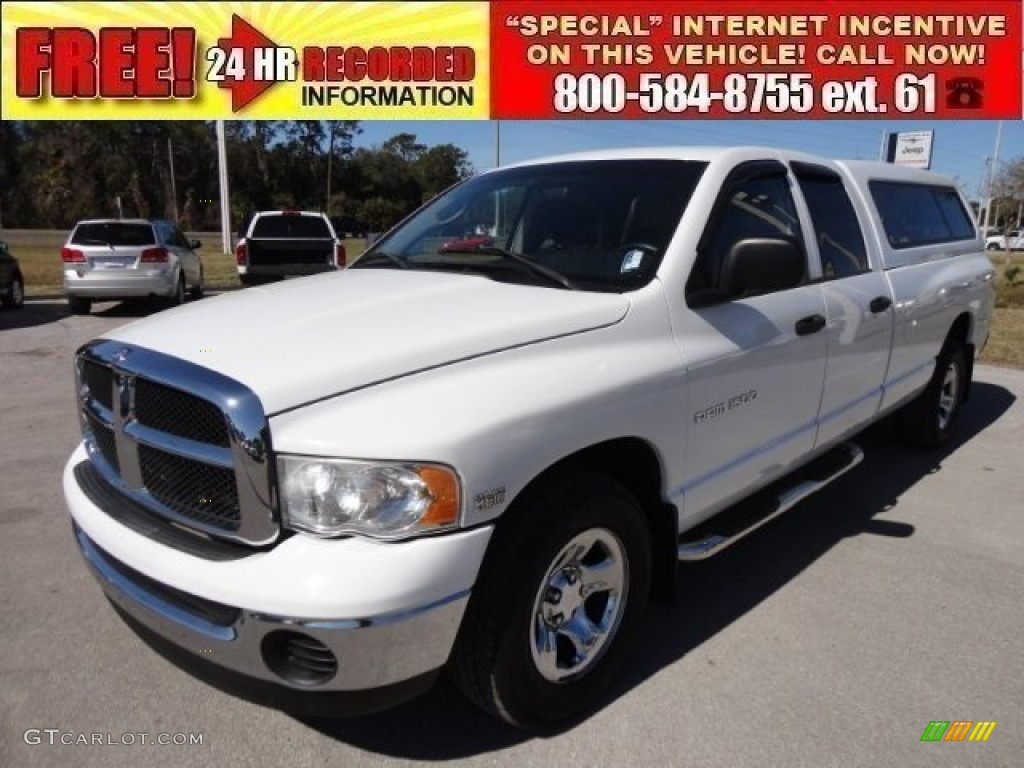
80, 238, 114, 249
438, 245, 578, 290
354, 251, 408, 269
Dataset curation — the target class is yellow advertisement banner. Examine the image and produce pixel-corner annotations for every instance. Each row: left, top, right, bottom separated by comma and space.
1, 1, 490, 119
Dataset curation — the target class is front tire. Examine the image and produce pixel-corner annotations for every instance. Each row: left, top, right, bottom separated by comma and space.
900, 341, 967, 449
2, 275, 24, 309
449, 471, 651, 728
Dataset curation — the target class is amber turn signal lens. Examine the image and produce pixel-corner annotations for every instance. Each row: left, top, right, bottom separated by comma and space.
418, 467, 460, 527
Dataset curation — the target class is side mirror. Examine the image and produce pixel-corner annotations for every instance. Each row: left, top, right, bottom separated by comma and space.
720, 237, 805, 297
190, 239, 202, 249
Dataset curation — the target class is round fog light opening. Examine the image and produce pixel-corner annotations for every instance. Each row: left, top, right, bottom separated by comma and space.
261, 630, 338, 686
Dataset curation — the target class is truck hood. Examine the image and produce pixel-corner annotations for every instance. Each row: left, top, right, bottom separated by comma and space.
106, 270, 630, 413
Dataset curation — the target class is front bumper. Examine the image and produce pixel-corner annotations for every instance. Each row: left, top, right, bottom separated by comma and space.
64, 445, 492, 700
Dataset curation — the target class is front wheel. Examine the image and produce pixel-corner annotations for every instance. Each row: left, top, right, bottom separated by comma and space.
899, 341, 967, 449
2, 275, 24, 309
449, 471, 651, 728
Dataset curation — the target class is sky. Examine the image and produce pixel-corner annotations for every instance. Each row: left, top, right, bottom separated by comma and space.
353, 119, 1021, 202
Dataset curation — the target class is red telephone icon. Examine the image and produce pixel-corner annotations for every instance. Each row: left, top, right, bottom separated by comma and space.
946, 78, 984, 109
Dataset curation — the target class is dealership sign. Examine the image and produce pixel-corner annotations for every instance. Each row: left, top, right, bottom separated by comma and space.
887, 130, 936, 169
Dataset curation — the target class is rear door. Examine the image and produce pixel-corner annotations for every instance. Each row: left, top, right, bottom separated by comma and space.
677, 160, 829, 517
791, 162, 893, 447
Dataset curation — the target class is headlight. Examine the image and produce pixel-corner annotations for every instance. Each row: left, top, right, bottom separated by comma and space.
277, 455, 460, 539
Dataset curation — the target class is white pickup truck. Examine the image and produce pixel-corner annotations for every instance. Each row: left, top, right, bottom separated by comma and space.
234, 210, 346, 286
65, 147, 994, 728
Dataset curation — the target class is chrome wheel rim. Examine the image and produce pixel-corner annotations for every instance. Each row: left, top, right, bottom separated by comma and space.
12, 279, 23, 306
937, 361, 960, 430
530, 527, 628, 683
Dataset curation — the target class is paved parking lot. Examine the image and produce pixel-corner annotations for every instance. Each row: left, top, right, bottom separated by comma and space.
2, 298, 1022, 767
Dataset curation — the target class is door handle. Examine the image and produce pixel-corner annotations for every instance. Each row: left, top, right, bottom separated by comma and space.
795, 314, 826, 336
869, 296, 892, 314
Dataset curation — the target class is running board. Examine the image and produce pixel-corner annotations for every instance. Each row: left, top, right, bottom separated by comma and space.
677, 442, 864, 561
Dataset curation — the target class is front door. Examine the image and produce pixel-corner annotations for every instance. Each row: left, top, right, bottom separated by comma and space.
674, 160, 829, 520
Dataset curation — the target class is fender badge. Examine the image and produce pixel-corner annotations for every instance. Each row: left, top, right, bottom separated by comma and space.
474, 487, 506, 512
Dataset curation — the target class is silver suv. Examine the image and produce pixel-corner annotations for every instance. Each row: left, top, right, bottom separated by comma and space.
62, 219, 204, 315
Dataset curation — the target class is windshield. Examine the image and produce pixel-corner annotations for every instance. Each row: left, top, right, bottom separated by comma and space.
357, 159, 707, 292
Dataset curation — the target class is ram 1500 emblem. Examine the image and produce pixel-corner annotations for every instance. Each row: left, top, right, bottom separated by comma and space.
474, 487, 506, 511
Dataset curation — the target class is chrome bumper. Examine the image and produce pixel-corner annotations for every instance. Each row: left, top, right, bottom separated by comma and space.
74, 524, 469, 693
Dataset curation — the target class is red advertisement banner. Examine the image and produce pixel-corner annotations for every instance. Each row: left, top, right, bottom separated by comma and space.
491, 1, 1022, 118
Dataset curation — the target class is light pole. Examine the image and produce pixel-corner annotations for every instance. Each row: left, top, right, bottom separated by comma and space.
325, 122, 334, 214
980, 121, 1004, 232
167, 136, 179, 222
216, 121, 232, 254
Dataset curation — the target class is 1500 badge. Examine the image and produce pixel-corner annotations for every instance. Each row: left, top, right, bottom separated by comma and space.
694, 390, 758, 423
474, 487, 506, 512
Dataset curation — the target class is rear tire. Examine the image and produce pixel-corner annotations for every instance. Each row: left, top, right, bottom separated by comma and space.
168, 274, 186, 307
188, 267, 204, 300
449, 471, 651, 728
899, 341, 967, 449
68, 296, 92, 315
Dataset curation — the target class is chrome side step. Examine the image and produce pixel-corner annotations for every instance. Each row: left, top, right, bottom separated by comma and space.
677, 442, 864, 561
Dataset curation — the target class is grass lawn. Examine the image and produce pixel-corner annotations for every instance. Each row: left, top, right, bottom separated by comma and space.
3, 229, 1022, 367
0, 229, 367, 294
980, 308, 1024, 368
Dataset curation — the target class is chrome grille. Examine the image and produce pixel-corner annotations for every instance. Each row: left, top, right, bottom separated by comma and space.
75, 340, 277, 547
85, 411, 119, 473
135, 378, 230, 447
139, 445, 240, 530
81, 360, 113, 410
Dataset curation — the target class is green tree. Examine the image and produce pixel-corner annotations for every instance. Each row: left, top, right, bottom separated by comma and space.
414, 144, 472, 200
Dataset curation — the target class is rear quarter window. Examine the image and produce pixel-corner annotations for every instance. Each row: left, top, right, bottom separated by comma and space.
71, 222, 156, 246
251, 215, 333, 238
869, 181, 976, 249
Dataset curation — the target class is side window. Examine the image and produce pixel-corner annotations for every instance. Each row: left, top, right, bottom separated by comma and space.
793, 164, 868, 279
870, 181, 976, 249
688, 165, 804, 304
170, 227, 190, 248
932, 187, 976, 240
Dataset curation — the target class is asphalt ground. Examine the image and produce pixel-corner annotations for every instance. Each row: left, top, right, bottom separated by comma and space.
2, 298, 1022, 768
